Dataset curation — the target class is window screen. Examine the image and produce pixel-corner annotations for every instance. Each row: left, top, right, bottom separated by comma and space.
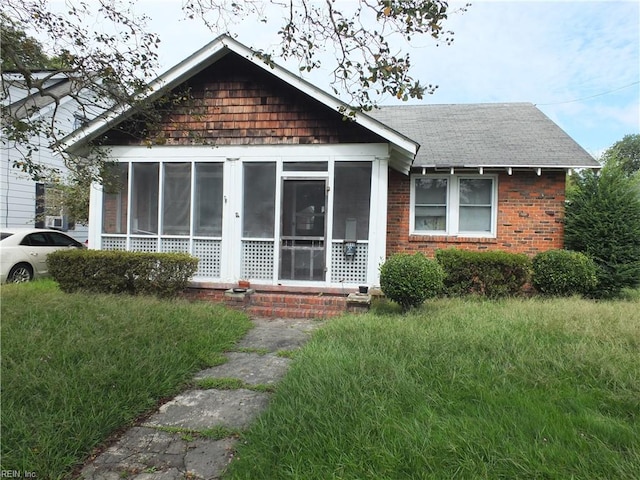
131, 163, 158, 235
162, 163, 191, 235
194, 163, 223, 236
102, 163, 129, 234
332, 162, 372, 240
243, 162, 276, 238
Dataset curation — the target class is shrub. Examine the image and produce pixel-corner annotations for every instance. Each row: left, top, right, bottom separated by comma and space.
532, 249, 598, 296
47, 250, 198, 298
435, 249, 531, 298
379, 253, 444, 312
565, 165, 640, 298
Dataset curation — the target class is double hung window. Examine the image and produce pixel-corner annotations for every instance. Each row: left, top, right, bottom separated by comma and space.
411, 174, 496, 236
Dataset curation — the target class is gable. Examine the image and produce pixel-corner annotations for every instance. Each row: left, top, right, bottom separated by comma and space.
102, 52, 383, 147
62, 35, 418, 173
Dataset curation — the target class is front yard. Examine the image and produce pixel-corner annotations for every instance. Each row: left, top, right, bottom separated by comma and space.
2, 280, 638, 479
225, 296, 640, 479
0, 280, 252, 479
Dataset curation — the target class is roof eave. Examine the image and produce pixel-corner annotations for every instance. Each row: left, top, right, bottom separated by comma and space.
412, 163, 601, 171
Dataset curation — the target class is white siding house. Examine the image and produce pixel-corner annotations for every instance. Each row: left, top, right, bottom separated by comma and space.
1, 72, 92, 241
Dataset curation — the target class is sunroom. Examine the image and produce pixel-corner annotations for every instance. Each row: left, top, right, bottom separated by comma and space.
89, 143, 391, 288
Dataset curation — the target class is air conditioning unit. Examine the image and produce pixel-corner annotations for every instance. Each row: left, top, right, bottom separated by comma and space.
45, 215, 68, 231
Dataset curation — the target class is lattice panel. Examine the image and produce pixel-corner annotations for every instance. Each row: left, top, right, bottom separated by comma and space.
193, 239, 221, 278
331, 242, 368, 283
130, 237, 158, 252
101, 236, 126, 251
241, 240, 274, 280
160, 238, 190, 253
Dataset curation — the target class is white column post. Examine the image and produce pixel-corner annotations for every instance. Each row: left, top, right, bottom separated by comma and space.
368, 156, 388, 286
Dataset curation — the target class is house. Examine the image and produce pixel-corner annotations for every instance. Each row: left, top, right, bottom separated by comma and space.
1, 71, 93, 241
60, 35, 599, 317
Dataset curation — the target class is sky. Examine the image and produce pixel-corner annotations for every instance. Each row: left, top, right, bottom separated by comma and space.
37, 0, 640, 158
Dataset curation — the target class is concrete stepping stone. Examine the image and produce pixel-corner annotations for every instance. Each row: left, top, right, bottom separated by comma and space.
142, 389, 270, 430
194, 352, 291, 385
236, 317, 320, 351
80, 426, 236, 480
79, 317, 324, 479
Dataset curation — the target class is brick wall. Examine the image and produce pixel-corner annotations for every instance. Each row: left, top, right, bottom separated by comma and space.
387, 169, 566, 257
184, 286, 348, 319
103, 52, 381, 146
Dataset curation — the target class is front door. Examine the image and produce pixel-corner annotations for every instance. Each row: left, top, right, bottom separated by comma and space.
280, 179, 327, 281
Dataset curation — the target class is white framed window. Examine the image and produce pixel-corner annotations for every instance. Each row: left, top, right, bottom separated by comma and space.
411, 174, 497, 237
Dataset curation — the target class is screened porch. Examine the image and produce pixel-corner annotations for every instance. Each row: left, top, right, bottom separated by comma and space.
90, 145, 389, 288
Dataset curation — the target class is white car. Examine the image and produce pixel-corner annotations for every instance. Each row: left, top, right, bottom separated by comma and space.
0, 228, 85, 283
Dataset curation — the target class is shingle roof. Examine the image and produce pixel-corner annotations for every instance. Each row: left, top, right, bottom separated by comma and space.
368, 103, 599, 169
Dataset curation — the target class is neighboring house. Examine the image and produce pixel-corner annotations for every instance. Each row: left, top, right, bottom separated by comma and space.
1, 71, 92, 241
60, 35, 599, 313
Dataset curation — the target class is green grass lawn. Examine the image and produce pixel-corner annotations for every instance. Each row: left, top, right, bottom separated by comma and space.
0, 280, 252, 480
225, 296, 640, 479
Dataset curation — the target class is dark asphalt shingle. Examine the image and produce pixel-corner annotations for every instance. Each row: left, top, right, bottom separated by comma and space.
368, 103, 599, 168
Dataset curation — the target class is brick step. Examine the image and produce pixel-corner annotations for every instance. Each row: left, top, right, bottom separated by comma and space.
247, 305, 335, 319
186, 286, 369, 318
247, 293, 346, 319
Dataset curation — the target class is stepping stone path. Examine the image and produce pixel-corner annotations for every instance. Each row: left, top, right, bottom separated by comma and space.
80, 318, 322, 480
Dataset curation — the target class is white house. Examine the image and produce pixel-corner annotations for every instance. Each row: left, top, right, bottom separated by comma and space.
1, 71, 93, 241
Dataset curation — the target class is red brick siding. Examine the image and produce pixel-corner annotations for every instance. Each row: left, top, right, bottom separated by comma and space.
103, 52, 381, 146
387, 169, 565, 257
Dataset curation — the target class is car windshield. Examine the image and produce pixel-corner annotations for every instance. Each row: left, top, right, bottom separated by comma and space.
0, 233, 14, 241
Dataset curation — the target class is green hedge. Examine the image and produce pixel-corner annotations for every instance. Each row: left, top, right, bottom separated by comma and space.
435, 249, 531, 298
379, 252, 444, 312
532, 249, 598, 297
565, 166, 640, 298
47, 250, 198, 298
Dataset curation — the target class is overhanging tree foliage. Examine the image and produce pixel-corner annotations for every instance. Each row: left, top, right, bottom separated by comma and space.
601, 133, 640, 179
1, 1, 160, 179
2, 0, 468, 183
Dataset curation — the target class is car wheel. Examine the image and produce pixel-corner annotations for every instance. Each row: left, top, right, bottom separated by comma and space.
8, 263, 33, 283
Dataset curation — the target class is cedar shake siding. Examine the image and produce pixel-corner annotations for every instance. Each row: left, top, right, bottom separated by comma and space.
103, 52, 382, 146
387, 169, 566, 257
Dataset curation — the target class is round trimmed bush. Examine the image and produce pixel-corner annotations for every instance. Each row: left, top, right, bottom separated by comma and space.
532, 249, 598, 296
379, 253, 444, 312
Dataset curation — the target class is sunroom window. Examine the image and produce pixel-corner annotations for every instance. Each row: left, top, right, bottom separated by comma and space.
411, 174, 496, 236
194, 163, 223, 236
131, 163, 159, 235
162, 163, 191, 235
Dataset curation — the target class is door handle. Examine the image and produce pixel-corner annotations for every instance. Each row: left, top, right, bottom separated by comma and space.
30, 252, 38, 257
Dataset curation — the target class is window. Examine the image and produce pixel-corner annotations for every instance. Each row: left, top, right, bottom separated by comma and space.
162, 163, 191, 235
131, 163, 159, 235
102, 163, 129, 234
35, 183, 72, 231
411, 174, 496, 236
333, 162, 372, 240
194, 163, 223, 236
22, 233, 49, 246
413, 177, 448, 233
283, 161, 328, 172
243, 162, 276, 238
48, 232, 83, 248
